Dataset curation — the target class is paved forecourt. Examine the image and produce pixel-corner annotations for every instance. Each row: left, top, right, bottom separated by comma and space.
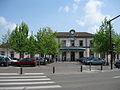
0, 73, 62, 90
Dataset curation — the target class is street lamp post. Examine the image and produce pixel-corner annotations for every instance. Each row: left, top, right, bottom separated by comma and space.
107, 15, 120, 70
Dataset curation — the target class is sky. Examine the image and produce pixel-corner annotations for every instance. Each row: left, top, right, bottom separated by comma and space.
0, 0, 120, 42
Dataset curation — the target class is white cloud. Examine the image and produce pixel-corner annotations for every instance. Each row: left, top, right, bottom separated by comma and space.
88, 25, 99, 33
58, 0, 80, 13
58, 6, 70, 13
72, 3, 79, 12
0, 16, 16, 42
85, 0, 104, 24
74, 0, 80, 4
0, 17, 7, 25
64, 6, 70, 13
76, 0, 110, 33
76, 20, 85, 26
0, 16, 16, 32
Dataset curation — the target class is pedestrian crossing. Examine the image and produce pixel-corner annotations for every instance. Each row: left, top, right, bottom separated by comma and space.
0, 73, 62, 90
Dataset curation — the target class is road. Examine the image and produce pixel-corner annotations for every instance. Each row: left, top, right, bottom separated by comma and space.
0, 70, 120, 90
48, 70, 120, 90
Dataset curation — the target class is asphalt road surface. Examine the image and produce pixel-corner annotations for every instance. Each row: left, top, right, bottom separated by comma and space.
0, 70, 120, 90
48, 70, 120, 90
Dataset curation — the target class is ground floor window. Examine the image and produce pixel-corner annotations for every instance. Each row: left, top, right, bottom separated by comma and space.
0, 51, 5, 56
10, 51, 14, 58
79, 52, 84, 58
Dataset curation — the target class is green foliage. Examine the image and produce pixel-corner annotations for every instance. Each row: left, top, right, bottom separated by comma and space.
91, 18, 115, 54
36, 27, 60, 55
114, 33, 120, 54
0, 31, 11, 48
9, 22, 29, 54
26, 34, 37, 54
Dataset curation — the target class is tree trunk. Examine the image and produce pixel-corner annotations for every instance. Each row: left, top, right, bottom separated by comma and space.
106, 52, 109, 65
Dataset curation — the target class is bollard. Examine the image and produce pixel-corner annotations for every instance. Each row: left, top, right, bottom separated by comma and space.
39, 60, 40, 67
53, 66, 55, 74
20, 67, 23, 75
89, 62, 91, 71
101, 63, 103, 70
80, 64, 83, 72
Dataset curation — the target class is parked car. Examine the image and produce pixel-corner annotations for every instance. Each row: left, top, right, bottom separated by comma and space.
114, 60, 120, 69
79, 57, 93, 63
32, 57, 48, 65
15, 58, 37, 67
44, 57, 54, 64
0, 56, 10, 66
0, 55, 18, 66
85, 58, 106, 65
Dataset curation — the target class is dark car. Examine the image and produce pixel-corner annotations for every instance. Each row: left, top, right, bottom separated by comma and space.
32, 57, 47, 65
44, 57, 54, 64
15, 58, 37, 67
114, 60, 120, 69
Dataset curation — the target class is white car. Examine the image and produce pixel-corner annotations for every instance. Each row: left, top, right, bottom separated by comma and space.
0, 55, 18, 66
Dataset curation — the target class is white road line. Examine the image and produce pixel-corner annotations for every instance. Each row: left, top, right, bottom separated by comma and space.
27, 85, 62, 89
0, 75, 47, 79
0, 73, 19, 75
0, 85, 62, 90
24, 73, 44, 75
113, 76, 120, 79
0, 78, 51, 81
0, 81, 55, 85
0, 73, 44, 75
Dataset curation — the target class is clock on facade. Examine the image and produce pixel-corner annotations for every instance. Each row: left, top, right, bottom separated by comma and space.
70, 29, 75, 35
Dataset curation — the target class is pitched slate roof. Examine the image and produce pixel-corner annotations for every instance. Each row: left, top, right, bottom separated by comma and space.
56, 32, 93, 38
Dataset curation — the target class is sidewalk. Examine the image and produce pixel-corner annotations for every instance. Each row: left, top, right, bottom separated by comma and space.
0, 62, 119, 75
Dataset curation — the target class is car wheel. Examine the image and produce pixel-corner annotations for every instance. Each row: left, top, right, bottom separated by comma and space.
1, 63, 5, 67
32, 64, 36, 67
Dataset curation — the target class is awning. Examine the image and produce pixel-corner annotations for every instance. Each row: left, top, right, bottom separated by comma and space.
60, 47, 86, 50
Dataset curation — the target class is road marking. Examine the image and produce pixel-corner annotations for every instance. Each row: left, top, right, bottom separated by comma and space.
0, 73, 44, 75
0, 85, 62, 90
0, 75, 47, 79
113, 76, 120, 79
0, 73, 19, 75
0, 73, 62, 89
0, 81, 55, 85
27, 85, 62, 89
24, 73, 44, 75
0, 78, 51, 81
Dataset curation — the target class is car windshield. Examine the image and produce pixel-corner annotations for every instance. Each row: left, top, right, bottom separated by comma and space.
33, 57, 44, 61
38, 58, 44, 61
0, 57, 4, 61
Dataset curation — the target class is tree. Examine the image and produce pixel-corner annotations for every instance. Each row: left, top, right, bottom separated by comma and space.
0, 30, 11, 49
91, 17, 115, 65
114, 33, 120, 54
36, 27, 60, 57
91, 17, 120, 63
92, 18, 111, 54
26, 34, 37, 58
9, 22, 29, 59
0, 30, 11, 56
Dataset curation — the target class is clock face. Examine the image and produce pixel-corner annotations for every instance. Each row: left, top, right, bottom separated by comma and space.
71, 31, 74, 34
70, 30, 75, 35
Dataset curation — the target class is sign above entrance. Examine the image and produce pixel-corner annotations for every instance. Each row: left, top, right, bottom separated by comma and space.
68, 38, 76, 40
